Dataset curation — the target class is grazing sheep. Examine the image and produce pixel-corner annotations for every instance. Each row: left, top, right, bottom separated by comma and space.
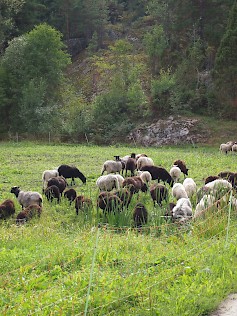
133, 203, 148, 227
137, 171, 152, 184
150, 183, 168, 206
114, 188, 133, 209
183, 178, 197, 198
205, 179, 232, 191
173, 160, 189, 177
122, 176, 148, 194
198, 179, 232, 201
204, 175, 220, 184
170, 166, 182, 183
101, 158, 123, 175
47, 176, 67, 195
42, 169, 59, 192
172, 183, 188, 200
140, 165, 174, 187
194, 194, 216, 219
11, 186, 42, 209
136, 156, 154, 170
232, 143, 237, 153
0, 199, 15, 219
44, 185, 60, 203
218, 171, 234, 180
125, 153, 137, 176
96, 174, 120, 192
16, 204, 42, 224
171, 198, 193, 221
64, 188, 77, 204
75, 195, 93, 215
58, 164, 86, 185
219, 141, 233, 154
97, 192, 123, 213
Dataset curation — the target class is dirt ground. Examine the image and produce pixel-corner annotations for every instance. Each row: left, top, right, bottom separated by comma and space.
210, 294, 237, 316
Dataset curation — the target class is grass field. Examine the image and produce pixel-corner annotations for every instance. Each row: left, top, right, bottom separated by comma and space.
0, 141, 237, 315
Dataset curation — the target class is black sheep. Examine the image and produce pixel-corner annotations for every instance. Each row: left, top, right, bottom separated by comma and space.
64, 188, 77, 204
133, 203, 148, 227
47, 176, 67, 195
140, 165, 174, 187
150, 183, 168, 206
58, 165, 86, 185
44, 185, 60, 203
125, 153, 137, 176
0, 199, 15, 219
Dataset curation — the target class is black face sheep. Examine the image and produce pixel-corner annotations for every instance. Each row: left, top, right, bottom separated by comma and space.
16, 204, 42, 224
173, 160, 189, 177
42, 169, 59, 192
75, 195, 93, 215
133, 203, 148, 228
44, 185, 60, 203
204, 175, 220, 184
58, 164, 86, 185
47, 176, 67, 195
0, 199, 15, 219
140, 165, 174, 187
150, 183, 168, 206
10, 186, 43, 209
64, 188, 77, 204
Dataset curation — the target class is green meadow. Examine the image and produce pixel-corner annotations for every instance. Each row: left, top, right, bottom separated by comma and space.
0, 142, 237, 315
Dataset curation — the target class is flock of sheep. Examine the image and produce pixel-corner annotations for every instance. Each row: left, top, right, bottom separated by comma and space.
0, 146, 237, 227
220, 141, 237, 154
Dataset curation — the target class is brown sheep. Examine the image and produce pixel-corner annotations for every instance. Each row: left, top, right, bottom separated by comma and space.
0, 199, 15, 219
173, 160, 189, 177
97, 192, 123, 213
133, 203, 148, 227
122, 176, 148, 194
64, 188, 77, 204
16, 204, 42, 224
44, 185, 60, 203
204, 175, 220, 184
150, 183, 168, 206
125, 153, 137, 176
75, 195, 93, 215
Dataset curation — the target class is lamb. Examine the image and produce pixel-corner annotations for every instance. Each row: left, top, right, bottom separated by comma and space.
75, 195, 93, 215
136, 156, 154, 170
172, 183, 188, 200
42, 169, 59, 192
0, 199, 15, 219
171, 198, 193, 221
194, 194, 216, 219
96, 174, 120, 191
122, 176, 148, 194
169, 166, 182, 183
64, 188, 77, 204
137, 171, 152, 184
44, 185, 60, 203
58, 164, 86, 185
10, 186, 42, 209
173, 160, 189, 177
101, 157, 123, 175
16, 204, 42, 224
183, 178, 197, 198
149, 183, 168, 206
140, 165, 174, 187
125, 153, 137, 176
133, 203, 148, 227
47, 176, 67, 195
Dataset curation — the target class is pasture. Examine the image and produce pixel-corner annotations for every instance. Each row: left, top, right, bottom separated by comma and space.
0, 141, 237, 315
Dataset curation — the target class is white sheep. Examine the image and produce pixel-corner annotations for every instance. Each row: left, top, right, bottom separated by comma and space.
172, 183, 188, 200
96, 174, 120, 192
170, 166, 182, 183
136, 156, 154, 170
114, 174, 125, 188
205, 179, 232, 192
194, 194, 216, 219
220, 141, 233, 154
172, 198, 193, 221
10, 186, 43, 209
232, 143, 237, 153
42, 169, 59, 191
137, 170, 152, 184
183, 178, 197, 198
101, 160, 122, 175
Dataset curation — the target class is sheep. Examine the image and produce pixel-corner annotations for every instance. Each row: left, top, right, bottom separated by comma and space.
75, 195, 93, 215
64, 188, 77, 204
97, 192, 123, 213
140, 165, 174, 187
173, 160, 189, 177
58, 164, 86, 185
232, 143, 237, 153
194, 194, 216, 219
47, 176, 67, 195
0, 199, 15, 219
204, 175, 220, 184
125, 153, 137, 176
149, 183, 168, 206
122, 176, 148, 194
219, 141, 233, 154
136, 156, 154, 170
44, 185, 60, 203
101, 158, 123, 175
165, 202, 177, 221
10, 186, 42, 209
199, 179, 232, 201
169, 166, 182, 183
183, 178, 197, 198
172, 183, 188, 200
96, 174, 120, 192
228, 173, 237, 189
42, 169, 59, 192
133, 203, 148, 227
135, 153, 148, 160
218, 171, 234, 180
114, 174, 125, 188
16, 204, 42, 224
171, 198, 193, 221
114, 188, 133, 209
137, 171, 152, 184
